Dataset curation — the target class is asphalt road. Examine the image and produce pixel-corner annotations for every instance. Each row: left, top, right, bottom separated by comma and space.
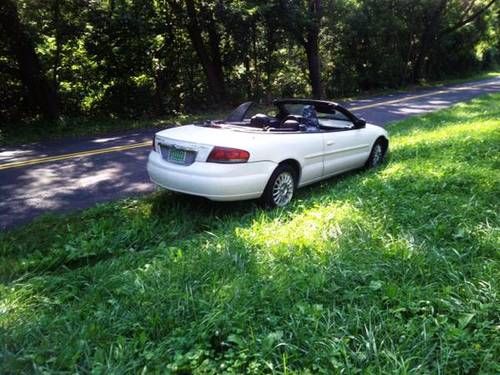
1, 77, 499, 230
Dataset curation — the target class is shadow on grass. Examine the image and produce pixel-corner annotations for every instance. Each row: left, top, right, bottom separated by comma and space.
3, 125, 494, 282
1, 94, 499, 373
150, 190, 258, 221
0, 190, 262, 281
3, 153, 497, 372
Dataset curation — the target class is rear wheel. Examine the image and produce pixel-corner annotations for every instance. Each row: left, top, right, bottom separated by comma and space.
366, 139, 387, 169
262, 164, 297, 207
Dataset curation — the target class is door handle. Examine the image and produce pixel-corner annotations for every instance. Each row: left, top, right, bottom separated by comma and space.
326, 141, 335, 146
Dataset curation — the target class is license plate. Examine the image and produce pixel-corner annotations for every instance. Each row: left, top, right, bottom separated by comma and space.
168, 148, 187, 163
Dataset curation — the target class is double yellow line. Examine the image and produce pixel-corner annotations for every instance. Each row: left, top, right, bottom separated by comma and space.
0, 79, 497, 171
0, 141, 150, 171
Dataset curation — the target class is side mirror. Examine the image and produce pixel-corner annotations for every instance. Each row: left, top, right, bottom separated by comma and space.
355, 118, 366, 128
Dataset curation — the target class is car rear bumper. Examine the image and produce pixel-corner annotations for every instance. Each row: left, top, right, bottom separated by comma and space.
147, 151, 276, 201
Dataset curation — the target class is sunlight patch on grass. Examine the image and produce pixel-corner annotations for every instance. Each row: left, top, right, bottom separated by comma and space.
0, 283, 42, 331
1, 93, 499, 373
237, 203, 363, 256
392, 119, 499, 149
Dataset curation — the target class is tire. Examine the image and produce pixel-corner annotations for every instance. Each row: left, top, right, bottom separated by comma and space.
365, 139, 387, 169
261, 164, 297, 207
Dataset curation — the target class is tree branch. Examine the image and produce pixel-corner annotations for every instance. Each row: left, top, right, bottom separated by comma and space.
441, 0, 496, 35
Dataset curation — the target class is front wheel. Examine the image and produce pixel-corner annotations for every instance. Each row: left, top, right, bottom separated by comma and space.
261, 165, 297, 207
366, 139, 387, 169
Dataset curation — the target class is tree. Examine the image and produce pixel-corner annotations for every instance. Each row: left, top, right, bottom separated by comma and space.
0, 0, 498, 123
278, 0, 324, 99
303, 0, 323, 99
441, 0, 497, 35
413, 0, 497, 81
412, 0, 449, 81
169, 0, 226, 102
0, 0, 59, 120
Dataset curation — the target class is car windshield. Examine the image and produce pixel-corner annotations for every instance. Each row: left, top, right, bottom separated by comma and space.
281, 104, 307, 116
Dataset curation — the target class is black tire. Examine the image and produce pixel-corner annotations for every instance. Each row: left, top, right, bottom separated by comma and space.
261, 164, 297, 208
365, 138, 387, 169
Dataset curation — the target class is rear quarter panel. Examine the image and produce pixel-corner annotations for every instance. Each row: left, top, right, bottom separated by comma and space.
156, 126, 325, 185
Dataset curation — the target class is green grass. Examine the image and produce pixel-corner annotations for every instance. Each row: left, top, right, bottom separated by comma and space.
1, 69, 498, 147
1, 94, 499, 373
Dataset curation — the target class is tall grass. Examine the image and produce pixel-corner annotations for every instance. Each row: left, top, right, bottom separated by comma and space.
1, 94, 499, 373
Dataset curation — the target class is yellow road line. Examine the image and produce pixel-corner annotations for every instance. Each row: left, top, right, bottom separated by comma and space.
0, 141, 150, 171
0, 79, 497, 171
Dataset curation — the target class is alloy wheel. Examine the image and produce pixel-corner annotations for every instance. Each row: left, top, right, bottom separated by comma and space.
372, 144, 384, 166
272, 172, 294, 206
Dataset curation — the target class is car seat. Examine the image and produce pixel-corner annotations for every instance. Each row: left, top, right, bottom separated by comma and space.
250, 113, 271, 128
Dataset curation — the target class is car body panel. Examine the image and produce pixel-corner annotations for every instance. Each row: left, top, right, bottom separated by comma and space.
154, 126, 333, 186
147, 151, 276, 200
148, 100, 389, 202
322, 124, 384, 177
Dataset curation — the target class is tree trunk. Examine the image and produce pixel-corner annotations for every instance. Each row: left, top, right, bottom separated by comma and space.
206, 13, 225, 92
52, 0, 61, 94
305, 0, 323, 99
252, 21, 261, 99
304, 36, 323, 99
264, 17, 274, 102
183, 0, 225, 102
0, 0, 59, 120
413, 0, 448, 81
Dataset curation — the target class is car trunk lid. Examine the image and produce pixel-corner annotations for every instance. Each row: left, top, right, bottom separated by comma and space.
155, 125, 260, 163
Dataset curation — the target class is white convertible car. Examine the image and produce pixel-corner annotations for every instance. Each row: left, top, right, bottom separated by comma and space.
147, 99, 388, 207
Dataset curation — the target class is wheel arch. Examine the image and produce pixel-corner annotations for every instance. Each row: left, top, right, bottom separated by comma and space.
277, 158, 301, 186
375, 135, 389, 153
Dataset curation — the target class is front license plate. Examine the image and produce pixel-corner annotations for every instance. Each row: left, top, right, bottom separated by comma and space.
168, 148, 187, 163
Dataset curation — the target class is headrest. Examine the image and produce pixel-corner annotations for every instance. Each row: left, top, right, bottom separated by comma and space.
250, 113, 270, 127
283, 119, 299, 127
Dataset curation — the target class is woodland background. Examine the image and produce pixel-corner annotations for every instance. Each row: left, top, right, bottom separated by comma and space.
0, 0, 498, 123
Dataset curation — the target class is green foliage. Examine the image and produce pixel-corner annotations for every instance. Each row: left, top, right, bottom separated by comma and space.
1, 94, 499, 372
1, 70, 497, 146
0, 0, 498, 123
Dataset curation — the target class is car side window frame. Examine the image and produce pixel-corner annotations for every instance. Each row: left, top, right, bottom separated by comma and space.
315, 104, 357, 132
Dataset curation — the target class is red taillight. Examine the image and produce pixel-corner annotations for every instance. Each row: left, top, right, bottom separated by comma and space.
207, 146, 250, 163
152, 134, 156, 150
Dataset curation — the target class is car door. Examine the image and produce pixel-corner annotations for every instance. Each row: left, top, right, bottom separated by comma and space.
317, 111, 372, 177
297, 132, 327, 185
322, 129, 371, 176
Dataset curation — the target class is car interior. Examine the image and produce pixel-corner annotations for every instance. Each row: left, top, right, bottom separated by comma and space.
220, 101, 363, 133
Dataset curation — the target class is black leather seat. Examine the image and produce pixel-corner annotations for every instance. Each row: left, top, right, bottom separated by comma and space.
281, 119, 300, 130
250, 114, 271, 127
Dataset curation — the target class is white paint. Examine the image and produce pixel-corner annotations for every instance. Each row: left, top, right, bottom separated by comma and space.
148, 122, 388, 202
